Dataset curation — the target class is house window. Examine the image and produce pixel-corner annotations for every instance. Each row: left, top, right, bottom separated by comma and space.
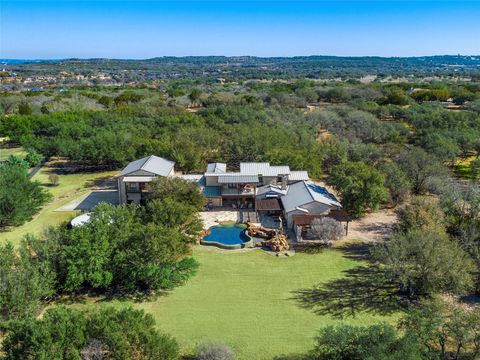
228, 183, 236, 189
258, 175, 263, 185
126, 182, 139, 192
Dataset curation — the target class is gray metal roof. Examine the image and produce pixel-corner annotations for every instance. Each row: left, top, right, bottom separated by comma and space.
206, 163, 227, 173
119, 155, 175, 177
256, 184, 288, 197
281, 181, 341, 213
239, 162, 290, 176
289, 171, 310, 181
218, 174, 259, 184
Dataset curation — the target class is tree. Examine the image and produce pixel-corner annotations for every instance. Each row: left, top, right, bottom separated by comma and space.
329, 161, 388, 218
0, 162, 51, 229
396, 196, 446, 234
373, 229, 475, 298
147, 177, 204, 210
24, 148, 43, 167
87, 307, 179, 360
400, 298, 480, 360
32, 202, 199, 294
98, 95, 112, 108
306, 217, 344, 242
0, 241, 55, 322
311, 323, 423, 360
18, 101, 32, 115
395, 147, 449, 195
40, 104, 50, 114
1, 306, 180, 360
189, 88, 202, 107
378, 162, 411, 206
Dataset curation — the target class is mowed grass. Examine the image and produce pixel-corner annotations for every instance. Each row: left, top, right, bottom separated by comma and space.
0, 163, 118, 246
133, 246, 398, 360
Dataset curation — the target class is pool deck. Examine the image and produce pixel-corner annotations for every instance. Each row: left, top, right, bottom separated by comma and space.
199, 209, 257, 229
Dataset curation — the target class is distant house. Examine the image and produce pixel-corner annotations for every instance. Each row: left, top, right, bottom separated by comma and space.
117, 155, 175, 204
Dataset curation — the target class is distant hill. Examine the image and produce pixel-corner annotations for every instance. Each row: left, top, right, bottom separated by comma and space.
3, 55, 479, 80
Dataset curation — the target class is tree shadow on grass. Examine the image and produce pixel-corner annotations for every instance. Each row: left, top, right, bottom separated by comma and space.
291, 243, 409, 319
54, 288, 171, 306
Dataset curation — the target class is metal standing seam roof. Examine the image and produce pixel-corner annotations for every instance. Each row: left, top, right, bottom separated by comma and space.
217, 174, 259, 183
289, 171, 310, 181
239, 162, 290, 176
280, 181, 341, 213
256, 183, 289, 196
206, 163, 227, 173
119, 155, 175, 177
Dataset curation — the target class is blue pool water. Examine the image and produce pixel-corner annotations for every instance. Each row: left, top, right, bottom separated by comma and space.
203, 224, 250, 245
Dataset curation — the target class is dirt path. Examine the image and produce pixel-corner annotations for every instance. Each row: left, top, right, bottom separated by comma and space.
345, 208, 397, 242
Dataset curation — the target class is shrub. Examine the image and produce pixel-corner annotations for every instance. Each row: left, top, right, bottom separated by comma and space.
48, 173, 60, 186
1, 306, 180, 360
98, 95, 112, 107
18, 101, 32, 115
24, 149, 43, 167
196, 342, 235, 360
395, 196, 445, 234
312, 323, 423, 360
306, 218, 344, 242
373, 229, 475, 298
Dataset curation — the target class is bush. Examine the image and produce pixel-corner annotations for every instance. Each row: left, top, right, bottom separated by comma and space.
48, 173, 60, 186
18, 101, 32, 115
312, 323, 423, 360
98, 95, 112, 107
196, 342, 235, 360
306, 218, 344, 242
396, 196, 445, 233
1, 306, 180, 360
24, 149, 43, 167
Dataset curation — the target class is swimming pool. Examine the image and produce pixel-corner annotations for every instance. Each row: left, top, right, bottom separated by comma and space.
201, 223, 253, 249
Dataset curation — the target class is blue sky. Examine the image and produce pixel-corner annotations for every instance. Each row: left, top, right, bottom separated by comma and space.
1, 1, 479, 59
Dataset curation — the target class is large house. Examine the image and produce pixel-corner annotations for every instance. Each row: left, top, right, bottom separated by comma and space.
116, 155, 341, 228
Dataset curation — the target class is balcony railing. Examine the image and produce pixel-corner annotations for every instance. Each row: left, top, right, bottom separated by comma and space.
221, 187, 255, 196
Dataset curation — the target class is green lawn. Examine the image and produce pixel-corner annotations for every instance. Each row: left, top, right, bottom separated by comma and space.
0, 163, 118, 246
130, 246, 398, 360
0, 144, 27, 161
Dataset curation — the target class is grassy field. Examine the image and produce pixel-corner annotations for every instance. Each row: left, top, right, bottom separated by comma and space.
454, 156, 479, 180
0, 163, 118, 246
128, 246, 398, 360
0, 137, 27, 161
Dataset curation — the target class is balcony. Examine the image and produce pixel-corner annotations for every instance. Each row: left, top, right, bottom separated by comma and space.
221, 186, 255, 197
